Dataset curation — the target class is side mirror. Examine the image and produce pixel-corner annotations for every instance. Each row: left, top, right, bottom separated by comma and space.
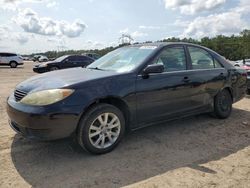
143, 64, 164, 75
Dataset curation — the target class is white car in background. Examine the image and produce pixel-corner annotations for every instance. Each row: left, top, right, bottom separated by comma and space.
38, 55, 49, 62
0, 53, 24, 68
233, 60, 244, 67
231, 59, 250, 67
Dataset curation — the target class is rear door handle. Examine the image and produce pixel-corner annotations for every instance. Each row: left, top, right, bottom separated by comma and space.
182, 76, 190, 83
219, 72, 225, 79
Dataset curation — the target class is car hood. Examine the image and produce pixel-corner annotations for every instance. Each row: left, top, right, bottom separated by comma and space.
16, 68, 118, 93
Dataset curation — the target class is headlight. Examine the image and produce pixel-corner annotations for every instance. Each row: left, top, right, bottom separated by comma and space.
39, 63, 48, 67
20, 89, 74, 106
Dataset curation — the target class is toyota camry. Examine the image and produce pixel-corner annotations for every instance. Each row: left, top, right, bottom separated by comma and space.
7, 42, 247, 154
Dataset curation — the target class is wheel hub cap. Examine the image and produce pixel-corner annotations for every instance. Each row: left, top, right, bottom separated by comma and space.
88, 112, 121, 149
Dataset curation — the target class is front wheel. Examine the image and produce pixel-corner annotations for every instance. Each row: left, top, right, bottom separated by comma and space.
49, 66, 59, 71
10, 61, 17, 68
213, 89, 232, 119
77, 104, 125, 154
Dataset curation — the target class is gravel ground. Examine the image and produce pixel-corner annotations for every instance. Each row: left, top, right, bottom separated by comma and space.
0, 62, 250, 188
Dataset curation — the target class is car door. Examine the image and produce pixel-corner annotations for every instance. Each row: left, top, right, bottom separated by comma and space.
78, 56, 94, 67
187, 45, 227, 106
0, 53, 8, 64
62, 56, 77, 68
135, 45, 201, 126
0, 53, 3, 64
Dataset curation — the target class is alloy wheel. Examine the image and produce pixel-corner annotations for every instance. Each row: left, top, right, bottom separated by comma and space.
88, 113, 121, 149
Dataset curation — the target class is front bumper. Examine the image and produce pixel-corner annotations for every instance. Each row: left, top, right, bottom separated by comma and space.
33, 66, 48, 73
7, 93, 82, 140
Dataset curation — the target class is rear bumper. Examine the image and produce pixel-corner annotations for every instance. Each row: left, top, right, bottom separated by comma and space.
7, 94, 83, 140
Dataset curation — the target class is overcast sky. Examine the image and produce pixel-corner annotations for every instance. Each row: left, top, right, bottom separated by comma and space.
0, 0, 249, 54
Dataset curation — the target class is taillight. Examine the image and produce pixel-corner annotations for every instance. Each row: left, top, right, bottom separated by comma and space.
242, 72, 247, 77
242, 65, 250, 70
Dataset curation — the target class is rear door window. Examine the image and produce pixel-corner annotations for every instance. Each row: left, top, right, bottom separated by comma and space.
66, 56, 78, 62
188, 46, 222, 69
79, 56, 93, 62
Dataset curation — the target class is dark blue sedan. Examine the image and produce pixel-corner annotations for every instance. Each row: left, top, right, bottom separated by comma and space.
7, 42, 247, 154
33, 55, 94, 73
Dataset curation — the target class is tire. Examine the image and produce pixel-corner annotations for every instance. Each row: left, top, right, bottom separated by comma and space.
50, 66, 59, 71
77, 103, 125, 154
10, 61, 17, 68
213, 89, 232, 119
247, 89, 250, 95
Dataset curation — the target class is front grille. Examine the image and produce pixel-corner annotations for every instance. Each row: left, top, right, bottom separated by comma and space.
14, 89, 27, 102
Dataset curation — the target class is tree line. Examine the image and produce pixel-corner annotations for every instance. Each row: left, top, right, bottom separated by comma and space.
31, 29, 250, 61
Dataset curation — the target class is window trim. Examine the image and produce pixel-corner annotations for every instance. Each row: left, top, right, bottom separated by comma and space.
137, 67, 225, 78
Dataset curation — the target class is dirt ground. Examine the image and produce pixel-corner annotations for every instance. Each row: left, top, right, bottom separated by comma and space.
0, 62, 250, 188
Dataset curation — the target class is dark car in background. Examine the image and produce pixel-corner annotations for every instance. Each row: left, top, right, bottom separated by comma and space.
7, 42, 247, 154
33, 55, 95, 73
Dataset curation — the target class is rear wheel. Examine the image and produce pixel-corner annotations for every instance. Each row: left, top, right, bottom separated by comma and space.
247, 89, 250, 95
10, 61, 17, 68
214, 89, 232, 119
77, 104, 125, 154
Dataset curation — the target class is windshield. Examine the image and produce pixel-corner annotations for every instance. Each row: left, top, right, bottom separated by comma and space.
87, 46, 156, 72
55, 55, 69, 62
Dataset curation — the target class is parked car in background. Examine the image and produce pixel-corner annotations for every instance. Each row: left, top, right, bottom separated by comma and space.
238, 60, 250, 94
228, 60, 242, 67
21, 56, 30, 61
243, 59, 250, 64
38, 55, 49, 62
49, 57, 56, 61
7, 43, 247, 154
33, 54, 94, 73
32, 55, 42, 62
232, 59, 250, 67
83, 52, 101, 60
233, 60, 244, 67
228, 59, 250, 94
0, 53, 24, 68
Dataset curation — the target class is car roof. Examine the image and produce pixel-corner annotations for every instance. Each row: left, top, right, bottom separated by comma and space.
67, 54, 85, 56
0, 52, 17, 54
129, 42, 206, 48
129, 42, 222, 57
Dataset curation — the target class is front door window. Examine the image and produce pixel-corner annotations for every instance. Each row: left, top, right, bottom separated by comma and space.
153, 46, 187, 72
